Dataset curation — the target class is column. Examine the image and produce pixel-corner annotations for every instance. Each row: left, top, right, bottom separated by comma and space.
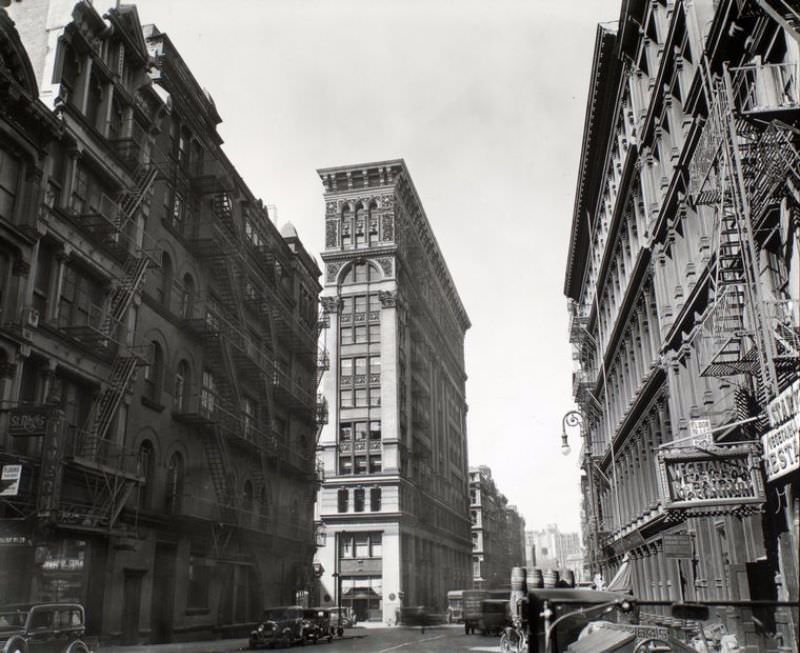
379, 291, 399, 472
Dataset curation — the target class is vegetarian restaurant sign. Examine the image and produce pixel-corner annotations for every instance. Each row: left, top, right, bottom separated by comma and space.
762, 379, 799, 483
657, 444, 764, 511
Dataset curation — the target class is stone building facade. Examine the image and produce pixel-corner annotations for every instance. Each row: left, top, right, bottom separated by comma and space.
314, 160, 472, 623
469, 465, 526, 589
0, 1, 322, 643
565, 1, 798, 650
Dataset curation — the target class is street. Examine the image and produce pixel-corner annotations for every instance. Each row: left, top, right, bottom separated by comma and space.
100, 626, 506, 653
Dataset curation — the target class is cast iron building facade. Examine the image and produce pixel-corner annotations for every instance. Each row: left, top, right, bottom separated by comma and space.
0, 1, 322, 643
469, 465, 526, 589
565, 0, 798, 650
314, 160, 472, 623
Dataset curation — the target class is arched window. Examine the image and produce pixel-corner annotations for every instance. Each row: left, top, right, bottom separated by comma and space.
243, 480, 254, 512
354, 488, 365, 512
259, 485, 270, 516
159, 252, 173, 307
144, 341, 163, 402
370, 487, 381, 512
341, 261, 377, 285
166, 451, 184, 513
200, 369, 216, 416
138, 440, 155, 509
180, 273, 195, 319
174, 359, 189, 411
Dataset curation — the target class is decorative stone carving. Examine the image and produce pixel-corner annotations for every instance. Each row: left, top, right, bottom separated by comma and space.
321, 296, 341, 314
11, 258, 30, 276
325, 220, 339, 248
378, 291, 398, 308
381, 213, 394, 241
326, 262, 343, 283
377, 257, 393, 277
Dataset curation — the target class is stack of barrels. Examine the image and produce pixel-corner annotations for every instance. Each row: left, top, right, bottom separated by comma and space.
511, 567, 577, 592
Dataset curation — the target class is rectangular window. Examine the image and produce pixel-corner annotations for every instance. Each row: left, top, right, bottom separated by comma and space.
369, 293, 381, 313
354, 488, 365, 512
355, 295, 367, 314
369, 421, 381, 440
340, 389, 353, 409
355, 326, 367, 343
355, 455, 367, 475
369, 388, 381, 407
339, 423, 353, 442
369, 455, 382, 473
340, 358, 353, 378
339, 457, 353, 475
354, 357, 367, 376
354, 533, 369, 556
340, 327, 353, 345
355, 388, 367, 407
337, 489, 348, 513
0, 148, 20, 221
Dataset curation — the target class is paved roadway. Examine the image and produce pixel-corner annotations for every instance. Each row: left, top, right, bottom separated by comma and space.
100, 625, 506, 653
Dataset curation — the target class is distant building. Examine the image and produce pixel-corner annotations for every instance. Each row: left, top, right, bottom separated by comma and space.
314, 160, 472, 623
527, 524, 583, 582
469, 466, 526, 589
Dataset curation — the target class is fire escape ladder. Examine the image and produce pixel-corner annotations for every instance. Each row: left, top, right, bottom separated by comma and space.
102, 255, 150, 336
86, 355, 140, 445
202, 424, 238, 524
315, 395, 328, 445
118, 164, 159, 224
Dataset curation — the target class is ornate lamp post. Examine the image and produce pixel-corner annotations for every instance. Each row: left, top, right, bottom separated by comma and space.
561, 410, 598, 585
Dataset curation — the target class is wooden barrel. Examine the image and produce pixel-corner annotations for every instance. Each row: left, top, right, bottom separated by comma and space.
510, 566, 527, 593
561, 569, 575, 588
543, 569, 560, 589
527, 568, 544, 590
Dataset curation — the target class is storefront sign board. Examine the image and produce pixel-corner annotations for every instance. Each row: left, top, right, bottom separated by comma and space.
762, 380, 800, 483
663, 534, 693, 559
689, 418, 713, 447
657, 444, 765, 510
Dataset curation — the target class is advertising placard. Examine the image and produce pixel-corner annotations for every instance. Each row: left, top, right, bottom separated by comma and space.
662, 534, 693, 559
762, 380, 800, 483
0, 465, 22, 496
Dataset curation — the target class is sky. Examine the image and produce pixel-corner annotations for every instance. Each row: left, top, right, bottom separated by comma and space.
117, 0, 621, 532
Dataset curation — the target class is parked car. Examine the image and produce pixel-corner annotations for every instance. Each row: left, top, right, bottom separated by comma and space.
327, 606, 355, 636
301, 608, 333, 643
0, 603, 91, 653
249, 605, 304, 649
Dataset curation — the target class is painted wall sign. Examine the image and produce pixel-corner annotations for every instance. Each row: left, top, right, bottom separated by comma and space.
8, 406, 52, 436
657, 444, 765, 510
36, 414, 66, 519
762, 379, 800, 483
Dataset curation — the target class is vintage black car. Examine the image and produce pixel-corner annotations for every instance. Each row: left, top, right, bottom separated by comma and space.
249, 606, 304, 649
0, 603, 91, 653
301, 608, 333, 643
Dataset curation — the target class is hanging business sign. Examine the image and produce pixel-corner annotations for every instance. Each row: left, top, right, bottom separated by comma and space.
657, 444, 765, 511
689, 419, 713, 448
762, 379, 800, 483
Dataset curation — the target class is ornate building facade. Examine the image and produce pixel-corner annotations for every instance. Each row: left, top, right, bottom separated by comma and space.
469, 465, 526, 590
565, 1, 798, 650
1, 1, 322, 643
314, 160, 472, 623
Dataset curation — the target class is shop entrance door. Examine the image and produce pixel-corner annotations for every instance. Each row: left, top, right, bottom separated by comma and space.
122, 571, 143, 644
151, 543, 176, 642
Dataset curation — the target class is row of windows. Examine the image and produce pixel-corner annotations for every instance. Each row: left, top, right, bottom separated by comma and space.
340, 421, 381, 442
340, 387, 381, 409
339, 532, 382, 559
341, 323, 380, 345
337, 488, 382, 513
340, 356, 380, 379
339, 454, 382, 476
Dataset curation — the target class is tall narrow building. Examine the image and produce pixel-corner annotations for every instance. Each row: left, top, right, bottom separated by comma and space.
314, 160, 472, 623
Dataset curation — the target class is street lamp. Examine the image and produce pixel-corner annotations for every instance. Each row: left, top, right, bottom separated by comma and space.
560, 410, 598, 585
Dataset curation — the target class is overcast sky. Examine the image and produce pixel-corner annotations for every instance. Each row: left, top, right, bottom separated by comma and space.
115, 0, 621, 532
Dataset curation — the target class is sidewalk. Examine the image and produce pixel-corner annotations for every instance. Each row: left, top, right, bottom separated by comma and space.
98, 638, 249, 653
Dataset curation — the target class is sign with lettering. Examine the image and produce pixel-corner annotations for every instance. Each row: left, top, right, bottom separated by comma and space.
596, 622, 672, 641
0, 465, 22, 496
36, 413, 66, 519
657, 444, 765, 511
8, 406, 52, 437
689, 418, 713, 447
662, 533, 693, 559
762, 379, 800, 483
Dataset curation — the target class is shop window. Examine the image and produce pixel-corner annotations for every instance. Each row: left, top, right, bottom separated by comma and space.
187, 558, 210, 611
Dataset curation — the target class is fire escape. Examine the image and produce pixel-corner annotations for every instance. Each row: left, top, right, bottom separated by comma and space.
57, 149, 160, 534
691, 57, 800, 400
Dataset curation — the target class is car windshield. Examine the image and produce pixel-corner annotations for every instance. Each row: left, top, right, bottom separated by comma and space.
262, 608, 286, 621
0, 609, 28, 631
